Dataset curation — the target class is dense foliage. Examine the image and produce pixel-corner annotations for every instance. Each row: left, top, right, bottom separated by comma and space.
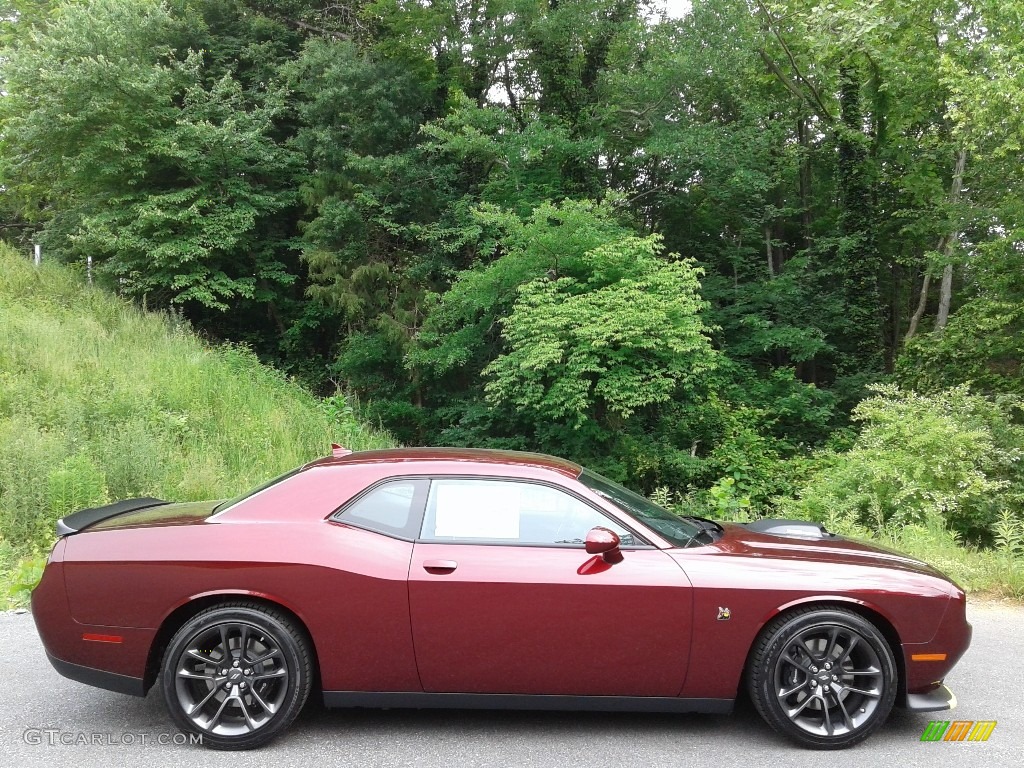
2, 1, 1023, 575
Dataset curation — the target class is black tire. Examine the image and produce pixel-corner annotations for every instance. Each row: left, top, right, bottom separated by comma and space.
161, 602, 312, 750
747, 607, 898, 749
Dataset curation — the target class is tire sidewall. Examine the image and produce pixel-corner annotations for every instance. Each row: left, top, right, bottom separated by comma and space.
751, 609, 898, 749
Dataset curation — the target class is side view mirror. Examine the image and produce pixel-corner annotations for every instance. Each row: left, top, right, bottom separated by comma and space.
585, 526, 624, 564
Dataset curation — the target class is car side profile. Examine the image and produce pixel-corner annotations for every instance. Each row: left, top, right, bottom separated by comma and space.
32, 446, 971, 750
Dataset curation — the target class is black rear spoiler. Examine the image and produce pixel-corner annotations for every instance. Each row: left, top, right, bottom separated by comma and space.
56, 497, 169, 536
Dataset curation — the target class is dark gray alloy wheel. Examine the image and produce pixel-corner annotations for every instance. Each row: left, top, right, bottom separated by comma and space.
747, 607, 898, 749
161, 602, 312, 750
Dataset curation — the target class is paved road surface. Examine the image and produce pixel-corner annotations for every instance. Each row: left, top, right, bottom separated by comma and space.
1, 603, 1019, 768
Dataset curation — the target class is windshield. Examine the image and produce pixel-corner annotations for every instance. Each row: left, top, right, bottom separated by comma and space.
578, 469, 704, 548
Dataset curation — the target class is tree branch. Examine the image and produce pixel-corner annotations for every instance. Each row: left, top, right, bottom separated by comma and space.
758, 50, 832, 123
755, 1, 834, 122
904, 249, 936, 343
278, 17, 350, 41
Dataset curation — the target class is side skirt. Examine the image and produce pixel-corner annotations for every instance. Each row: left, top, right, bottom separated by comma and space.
322, 691, 733, 714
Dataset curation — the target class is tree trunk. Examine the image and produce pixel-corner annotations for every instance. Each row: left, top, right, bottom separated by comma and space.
798, 118, 813, 250
935, 148, 967, 332
904, 148, 967, 341
904, 264, 933, 343
836, 61, 883, 372
936, 263, 954, 329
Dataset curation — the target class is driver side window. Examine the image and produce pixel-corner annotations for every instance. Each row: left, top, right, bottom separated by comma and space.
419, 479, 641, 546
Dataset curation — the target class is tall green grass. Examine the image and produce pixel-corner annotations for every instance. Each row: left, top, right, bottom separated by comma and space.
0, 245, 393, 600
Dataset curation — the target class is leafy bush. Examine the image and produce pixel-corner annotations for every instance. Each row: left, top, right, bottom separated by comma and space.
705, 477, 754, 522
7, 555, 46, 606
47, 455, 110, 520
784, 384, 1024, 544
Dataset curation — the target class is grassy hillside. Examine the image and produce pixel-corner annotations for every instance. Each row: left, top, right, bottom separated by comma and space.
0, 245, 393, 600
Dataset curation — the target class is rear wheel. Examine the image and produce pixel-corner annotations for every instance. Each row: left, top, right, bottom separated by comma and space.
161, 602, 312, 750
747, 607, 897, 749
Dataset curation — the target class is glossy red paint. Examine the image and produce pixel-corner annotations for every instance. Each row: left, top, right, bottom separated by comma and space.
668, 523, 965, 700
31, 446, 971, 742
584, 526, 622, 560
409, 542, 691, 696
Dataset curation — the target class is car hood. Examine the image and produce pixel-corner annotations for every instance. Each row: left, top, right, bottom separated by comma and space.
709, 520, 952, 582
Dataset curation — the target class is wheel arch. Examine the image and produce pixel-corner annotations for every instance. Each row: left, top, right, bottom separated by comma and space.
143, 592, 321, 694
740, 598, 906, 702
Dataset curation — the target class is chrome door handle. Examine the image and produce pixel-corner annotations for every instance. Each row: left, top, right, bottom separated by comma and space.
422, 559, 458, 573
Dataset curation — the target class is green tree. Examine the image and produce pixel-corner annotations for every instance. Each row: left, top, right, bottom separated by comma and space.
484, 234, 717, 427
0, 0, 300, 312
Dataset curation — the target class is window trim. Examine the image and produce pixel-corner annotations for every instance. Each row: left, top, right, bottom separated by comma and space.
328, 476, 430, 542
416, 475, 655, 549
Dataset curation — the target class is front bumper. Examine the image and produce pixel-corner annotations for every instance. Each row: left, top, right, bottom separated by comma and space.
902, 595, 972, 699
906, 684, 957, 712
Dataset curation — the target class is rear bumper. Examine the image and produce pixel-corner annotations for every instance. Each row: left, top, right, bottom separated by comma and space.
32, 544, 154, 692
45, 651, 145, 697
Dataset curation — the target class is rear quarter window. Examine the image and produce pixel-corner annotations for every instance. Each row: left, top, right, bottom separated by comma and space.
333, 478, 428, 539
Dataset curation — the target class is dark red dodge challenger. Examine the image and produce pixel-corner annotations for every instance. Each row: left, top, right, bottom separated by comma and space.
32, 447, 971, 751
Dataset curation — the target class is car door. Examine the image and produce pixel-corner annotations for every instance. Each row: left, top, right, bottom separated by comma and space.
315, 476, 429, 693
408, 477, 693, 697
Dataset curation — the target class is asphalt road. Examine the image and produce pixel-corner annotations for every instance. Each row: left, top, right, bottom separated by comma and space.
1, 602, 1019, 768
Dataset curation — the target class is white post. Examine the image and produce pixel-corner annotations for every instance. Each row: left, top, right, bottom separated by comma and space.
87, 256, 93, 285
33, 243, 41, 267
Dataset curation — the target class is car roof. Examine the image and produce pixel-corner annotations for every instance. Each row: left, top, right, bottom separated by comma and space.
303, 447, 583, 480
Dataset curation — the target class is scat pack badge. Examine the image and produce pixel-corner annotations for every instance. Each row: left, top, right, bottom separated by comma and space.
717, 606, 731, 621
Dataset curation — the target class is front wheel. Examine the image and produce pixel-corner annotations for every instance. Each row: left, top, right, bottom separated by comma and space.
161, 602, 312, 750
747, 607, 898, 749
